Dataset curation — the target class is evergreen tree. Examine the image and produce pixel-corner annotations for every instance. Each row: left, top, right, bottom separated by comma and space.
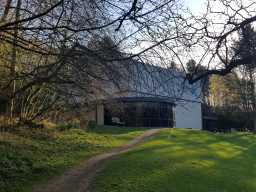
233, 24, 256, 112
186, 59, 197, 74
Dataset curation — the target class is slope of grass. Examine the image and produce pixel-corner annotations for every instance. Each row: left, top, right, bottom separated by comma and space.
0, 126, 146, 192
92, 129, 256, 192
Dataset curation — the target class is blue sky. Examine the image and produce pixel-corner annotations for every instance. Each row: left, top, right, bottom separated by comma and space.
184, 0, 206, 13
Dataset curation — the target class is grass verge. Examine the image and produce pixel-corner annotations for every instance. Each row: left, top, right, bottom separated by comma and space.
92, 128, 256, 192
0, 125, 146, 192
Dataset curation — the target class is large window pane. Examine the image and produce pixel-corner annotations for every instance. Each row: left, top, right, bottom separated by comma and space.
104, 100, 174, 127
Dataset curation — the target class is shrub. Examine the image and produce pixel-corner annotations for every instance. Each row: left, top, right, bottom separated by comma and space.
57, 121, 80, 131
57, 123, 73, 131
0, 152, 33, 191
14, 128, 56, 140
88, 120, 97, 130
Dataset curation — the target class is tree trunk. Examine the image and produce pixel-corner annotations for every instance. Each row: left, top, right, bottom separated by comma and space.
10, 0, 21, 120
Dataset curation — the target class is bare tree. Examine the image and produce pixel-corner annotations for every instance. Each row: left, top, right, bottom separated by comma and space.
1, 0, 256, 123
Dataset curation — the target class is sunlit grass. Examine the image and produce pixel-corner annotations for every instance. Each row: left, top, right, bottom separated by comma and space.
92, 129, 256, 192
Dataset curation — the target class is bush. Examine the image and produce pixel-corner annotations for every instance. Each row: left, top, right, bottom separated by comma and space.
14, 128, 56, 140
18, 120, 44, 130
0, 153, 33, 179
57, 123, 73, 131
57, 121, 80, 131
0, 152, 33, 192
88, 120, 97, 130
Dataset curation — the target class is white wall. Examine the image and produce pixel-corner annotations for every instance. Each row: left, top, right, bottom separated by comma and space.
174, 102, 202, 130
96, 104, 104, 125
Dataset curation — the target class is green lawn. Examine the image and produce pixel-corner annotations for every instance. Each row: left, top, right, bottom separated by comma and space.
0, 126, 146, 192
92, 129, 256, 192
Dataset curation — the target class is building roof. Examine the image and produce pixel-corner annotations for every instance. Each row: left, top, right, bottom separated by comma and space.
111, 96, 175, 104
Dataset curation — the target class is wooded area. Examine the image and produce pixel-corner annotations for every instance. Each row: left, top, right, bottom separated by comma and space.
0, 0, 256, 129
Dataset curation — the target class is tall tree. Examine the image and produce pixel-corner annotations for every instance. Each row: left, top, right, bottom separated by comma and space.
1, 0, 256, 123
9, 0, 21, 118
208, 73, 241, 109
233, 24, 256, 112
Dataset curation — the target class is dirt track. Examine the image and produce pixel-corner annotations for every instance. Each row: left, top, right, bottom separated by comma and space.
33, 128, 162, 192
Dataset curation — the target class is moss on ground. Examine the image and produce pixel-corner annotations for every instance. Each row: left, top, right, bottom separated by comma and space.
0, 126, 146, 192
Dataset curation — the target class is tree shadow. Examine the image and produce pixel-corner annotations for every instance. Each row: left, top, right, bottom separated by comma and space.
88, 125, 161, 135
92, 129, 256, 192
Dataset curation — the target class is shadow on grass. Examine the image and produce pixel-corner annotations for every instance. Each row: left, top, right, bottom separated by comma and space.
0, 126, 151, 192
92, 129, 256, 192
88, 125, 161, 135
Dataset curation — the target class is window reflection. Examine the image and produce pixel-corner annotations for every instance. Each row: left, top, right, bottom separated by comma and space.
104, 100, 174, 127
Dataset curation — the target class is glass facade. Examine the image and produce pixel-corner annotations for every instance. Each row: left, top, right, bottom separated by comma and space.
104, 100, 174, 127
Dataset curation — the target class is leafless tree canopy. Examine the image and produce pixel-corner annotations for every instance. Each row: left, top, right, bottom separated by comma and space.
0, 0, 256, 121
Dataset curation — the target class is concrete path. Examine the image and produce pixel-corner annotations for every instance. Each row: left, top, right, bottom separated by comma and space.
33, 128, 162, 192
